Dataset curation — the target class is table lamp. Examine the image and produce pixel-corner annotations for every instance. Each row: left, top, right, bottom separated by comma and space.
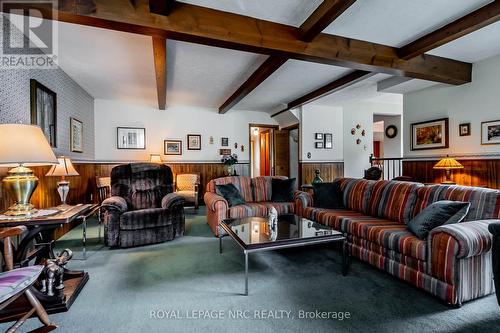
433, 155, 464, 184
45, 157, 80, 207
150, 154, 162, 163
0, 124, 58, 216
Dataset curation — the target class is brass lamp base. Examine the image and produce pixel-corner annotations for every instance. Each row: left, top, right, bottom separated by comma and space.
2, 165, 39, 216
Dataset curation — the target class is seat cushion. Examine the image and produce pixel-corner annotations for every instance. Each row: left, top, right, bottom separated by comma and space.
120, 208, 173, 230
302, 207, 366, 230
260, 202, 295, 215
367, 180, 423, 224
229, 203, 268, 219
0, 266, 44, 304
176, 190, 197, 201
342, 216, 427, 261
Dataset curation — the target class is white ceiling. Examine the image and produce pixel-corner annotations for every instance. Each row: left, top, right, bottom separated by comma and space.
54, 0, 500, 113
58, 22, 157, 107
234, 60, 351, 112
178, 0, 323, 27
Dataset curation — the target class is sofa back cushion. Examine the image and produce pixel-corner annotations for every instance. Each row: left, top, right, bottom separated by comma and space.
414, 185, 500, 221
206, 176, 253, 202
368, 180, 423, 224
340, 178, 376, 214
251, 176, 287, 202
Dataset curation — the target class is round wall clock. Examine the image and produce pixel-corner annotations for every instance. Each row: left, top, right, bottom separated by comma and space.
385, 125, 398, 139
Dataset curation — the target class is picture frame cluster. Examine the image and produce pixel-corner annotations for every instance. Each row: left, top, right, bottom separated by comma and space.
314, 133, 333, 149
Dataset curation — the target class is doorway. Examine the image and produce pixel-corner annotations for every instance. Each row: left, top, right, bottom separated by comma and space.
250, 124, 294, 178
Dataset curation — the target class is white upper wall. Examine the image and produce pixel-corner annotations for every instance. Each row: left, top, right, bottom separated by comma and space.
404, 54, 500, 158
93, 99, 276, 162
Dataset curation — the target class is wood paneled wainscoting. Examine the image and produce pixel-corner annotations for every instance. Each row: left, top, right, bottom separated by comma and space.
300, 162, 344, 185
0, 162, 250, 238
403, 159, 500, 189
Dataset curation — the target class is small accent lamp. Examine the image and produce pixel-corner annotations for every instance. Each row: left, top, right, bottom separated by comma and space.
0, 124, 58, 216
433, 155, 464, 184
46, 157, 80, 207
150, 154, 162, 163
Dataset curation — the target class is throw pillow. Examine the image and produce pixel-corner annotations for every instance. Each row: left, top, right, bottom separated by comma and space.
407, 200, 471, 239
271, 178, 296, 202
216, 184, 246, 207
312, 181, 345, 209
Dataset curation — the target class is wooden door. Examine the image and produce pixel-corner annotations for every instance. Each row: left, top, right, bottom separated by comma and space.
373, 141, 381, 158
259, 131, 271, 176
274, 129, 290, 177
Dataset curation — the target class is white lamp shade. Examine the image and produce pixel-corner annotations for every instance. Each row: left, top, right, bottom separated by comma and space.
150, 154, 162, 163
0, 124, 58, 166
46, 157, 80, 177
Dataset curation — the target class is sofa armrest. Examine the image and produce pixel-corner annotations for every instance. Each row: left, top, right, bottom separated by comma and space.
430, 220, 495, 260
161, 193, 185, 209
294, 190, 313, 216
102, 196, 128, 213
204, 192, 228, 212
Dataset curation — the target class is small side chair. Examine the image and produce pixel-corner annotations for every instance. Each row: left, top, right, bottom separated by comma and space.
175, 173, 200, 209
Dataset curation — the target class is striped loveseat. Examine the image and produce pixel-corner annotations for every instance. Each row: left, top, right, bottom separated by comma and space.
301, 178, 500, 306
204, 176, 311, 237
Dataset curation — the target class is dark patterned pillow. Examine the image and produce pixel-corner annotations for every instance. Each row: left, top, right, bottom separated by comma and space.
313, 181, 344, 209
407, 200, 470, 239
216, 184, 246, 207
271, 178, 296, 202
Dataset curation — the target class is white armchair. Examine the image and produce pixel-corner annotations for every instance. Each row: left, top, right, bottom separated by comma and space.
175, 173, 200, 209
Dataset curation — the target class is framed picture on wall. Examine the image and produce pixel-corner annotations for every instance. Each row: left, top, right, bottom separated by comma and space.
481, 120, 500, 145
117, 127, 146, 149
187, 134, 201, 150
315, 133, 323, 140
410, 118, 449, 151
221, 137, 229, 146
459, 123, 471, 136
30, 79, 57, 147
219, 149, 231, 155
70, 118, 83, 153
324, 133, 333, 149
164, 140, 182, 155
315, 142, 324, 149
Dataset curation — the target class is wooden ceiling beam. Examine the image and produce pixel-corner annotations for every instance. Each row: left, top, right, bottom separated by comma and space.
272, 70, 374, 117
219, 56, 287, 114
149, 0, 176, 16
14, 0, 471, 86
152, 36, 167, 110
398, 1, 500, 60
299, 0, 356, 42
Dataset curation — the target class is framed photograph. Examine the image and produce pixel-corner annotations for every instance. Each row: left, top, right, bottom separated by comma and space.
70, 118, 83, 153
324, 133, 333, 149
187, 134, 201, 150
219, 149, 231, 155
481, 120, 500, 145
164, 140, 182, 155
117, 127, 146, 149
315, 142, 324, 149
459, 123, 471, 137
411, 118, 449, 151
221, 137, 229, 146
315, 133, 323, 140
30, 79, 57, 147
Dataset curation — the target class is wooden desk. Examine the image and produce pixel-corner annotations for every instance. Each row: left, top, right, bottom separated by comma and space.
0, 204, 97, 321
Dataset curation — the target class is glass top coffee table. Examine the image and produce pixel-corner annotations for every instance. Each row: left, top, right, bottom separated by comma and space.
219, 214, 349, 295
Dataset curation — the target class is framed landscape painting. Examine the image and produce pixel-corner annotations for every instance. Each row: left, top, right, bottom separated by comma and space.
481, 120, 500, 145
70, 117, 83, 153
117, 127, 146, 149
30, 79, 57, 147
164, 140, 182, 155
411, 118, 449, 151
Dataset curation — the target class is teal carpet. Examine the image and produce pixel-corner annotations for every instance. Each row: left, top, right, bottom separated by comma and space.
2, 208, 500, 333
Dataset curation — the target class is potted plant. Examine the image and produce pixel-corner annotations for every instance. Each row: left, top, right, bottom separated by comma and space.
221, 154, 238, 176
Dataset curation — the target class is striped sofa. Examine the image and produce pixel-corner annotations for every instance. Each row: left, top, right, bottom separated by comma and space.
301, 178, 500, 306
204, 176, 311, 237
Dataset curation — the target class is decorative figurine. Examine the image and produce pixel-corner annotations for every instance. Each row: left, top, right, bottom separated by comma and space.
268, 207, 278, 241
40, 249, 73, 296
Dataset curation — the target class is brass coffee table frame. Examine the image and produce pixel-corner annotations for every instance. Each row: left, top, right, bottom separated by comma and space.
219, 217, 350, 296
